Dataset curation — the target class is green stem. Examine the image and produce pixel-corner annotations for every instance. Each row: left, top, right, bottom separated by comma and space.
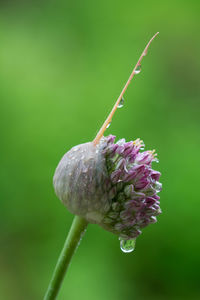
44, 216, 88, 300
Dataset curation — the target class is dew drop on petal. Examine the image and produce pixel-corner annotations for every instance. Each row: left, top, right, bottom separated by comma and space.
117, 97, 124, 108
140, 144, 145, 151
153, 157, 159, 163
120, 238, 136, 253
134, 65, 141, 74
155, 181, 162, 193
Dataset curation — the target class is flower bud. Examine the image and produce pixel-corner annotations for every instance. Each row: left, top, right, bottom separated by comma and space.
53, 135, 162, 240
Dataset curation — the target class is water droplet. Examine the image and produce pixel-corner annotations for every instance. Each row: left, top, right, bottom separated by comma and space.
117, 97, 124, 108
153, 157, 159, 163
106, 122, 111, 129
143, 49, 148, 56
120, 238, 136, 253
140, 143, 145, 150
134, 65, 141, 74
155, 181, 162, 193
72, 147, 78, 152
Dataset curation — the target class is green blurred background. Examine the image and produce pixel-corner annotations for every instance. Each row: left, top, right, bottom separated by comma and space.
0, 1, 200, 299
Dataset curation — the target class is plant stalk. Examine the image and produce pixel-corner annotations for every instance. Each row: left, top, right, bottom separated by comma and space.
44, 216, 88, 300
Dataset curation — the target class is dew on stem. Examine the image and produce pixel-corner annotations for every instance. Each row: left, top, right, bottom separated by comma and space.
117, 97, 124, 108
134, 64, 141, 74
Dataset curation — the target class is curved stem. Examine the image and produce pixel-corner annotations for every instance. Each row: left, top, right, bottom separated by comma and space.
44, 216, 88, 300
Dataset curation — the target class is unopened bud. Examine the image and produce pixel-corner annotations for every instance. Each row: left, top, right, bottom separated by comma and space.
53, 135, 162, 240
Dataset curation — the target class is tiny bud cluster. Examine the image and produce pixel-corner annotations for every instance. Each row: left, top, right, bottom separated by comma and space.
100, 135, 161, 239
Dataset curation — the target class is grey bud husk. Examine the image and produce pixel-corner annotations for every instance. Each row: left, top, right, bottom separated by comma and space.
53, 139, 112, 224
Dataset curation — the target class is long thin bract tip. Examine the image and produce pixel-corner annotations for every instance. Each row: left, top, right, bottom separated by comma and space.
93, 33, 159, 146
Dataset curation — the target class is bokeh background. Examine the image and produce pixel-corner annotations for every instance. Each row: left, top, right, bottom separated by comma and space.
0, 1, 200, 299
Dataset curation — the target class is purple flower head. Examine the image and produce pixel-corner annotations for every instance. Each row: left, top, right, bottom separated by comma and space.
53, 135, 162, 241
99, 135, 162, 240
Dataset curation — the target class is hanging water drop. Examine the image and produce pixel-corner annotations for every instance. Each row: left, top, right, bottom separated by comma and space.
106, 122, 111, 129
117, 97, 124, 108
120, 238, 136, 253
134, 65, 141, 74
